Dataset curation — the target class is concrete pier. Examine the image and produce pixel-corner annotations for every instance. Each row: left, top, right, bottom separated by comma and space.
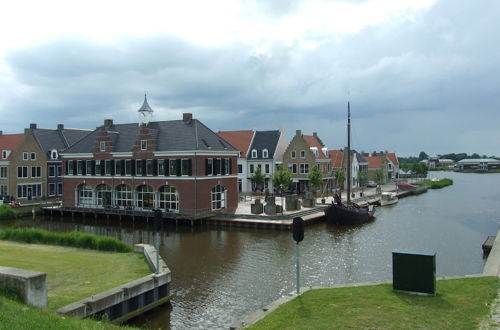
0, 266, 47, 308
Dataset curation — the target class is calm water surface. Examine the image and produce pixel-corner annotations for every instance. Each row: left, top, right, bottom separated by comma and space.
9, 172, 500, 329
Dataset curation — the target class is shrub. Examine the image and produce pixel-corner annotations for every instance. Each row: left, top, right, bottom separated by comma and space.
0, 228, 132, 253
0, 205, 18, 220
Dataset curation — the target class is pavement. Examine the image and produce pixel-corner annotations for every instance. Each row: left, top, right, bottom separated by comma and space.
480, 229, 500, 329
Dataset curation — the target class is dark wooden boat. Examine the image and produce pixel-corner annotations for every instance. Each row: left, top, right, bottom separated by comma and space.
325, 102, 375, 225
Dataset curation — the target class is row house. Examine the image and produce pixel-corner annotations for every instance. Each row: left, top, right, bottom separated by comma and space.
282, 130, 331, 194
218, 129, 287, 193
363, 151, 399, 183
458, 158, 500, 171
329, 149, 368, 190
62, 101, 238, 215
0, 132, 24, 200
0, 125, 89, 202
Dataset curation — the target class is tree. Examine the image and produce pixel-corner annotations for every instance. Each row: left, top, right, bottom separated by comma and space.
358, 170, 368, 192
250, 166, 265, 193
308, 165, 323, 195
418, 151, 429, 161
271, 165, 293, 214
332, 168, 346, 196
374, 169, 385, 185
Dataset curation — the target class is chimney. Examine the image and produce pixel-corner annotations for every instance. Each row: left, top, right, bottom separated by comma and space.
183, 113, 193, 123
313, 132, 317, 137
0, 131, 2, 135
30, 123, 37, 130
104, 119, 113, 127
57, 124, 64, 130
296, 129, 302, 136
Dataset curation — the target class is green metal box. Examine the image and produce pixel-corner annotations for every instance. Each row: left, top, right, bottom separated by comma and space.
392, 250, 436, 295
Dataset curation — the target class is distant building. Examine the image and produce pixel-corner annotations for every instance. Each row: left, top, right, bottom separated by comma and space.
62, 99, 239, 215
0, 132, 24, 201
329, 149, 368, 189
458, 158, 500, 171
363, 151, 399, 183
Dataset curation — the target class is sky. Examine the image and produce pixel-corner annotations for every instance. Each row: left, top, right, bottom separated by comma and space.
0, 0, 499, 157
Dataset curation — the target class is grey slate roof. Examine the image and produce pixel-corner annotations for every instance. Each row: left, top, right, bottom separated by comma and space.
247, 130, 280, 160
63, 119, 236, 153
32, 128, 93, 158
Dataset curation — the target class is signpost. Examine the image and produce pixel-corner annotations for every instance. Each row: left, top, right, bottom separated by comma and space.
292, 217, 304, 295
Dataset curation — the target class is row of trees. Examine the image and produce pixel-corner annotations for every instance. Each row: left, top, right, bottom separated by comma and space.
399, 151, 498, 164
400, 162, 428, 177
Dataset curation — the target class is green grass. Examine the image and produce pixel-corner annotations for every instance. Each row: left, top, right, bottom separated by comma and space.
0, 289, 138, 330
0, 204, 18, 220
0, 240, 151, 310
0, 228, 132, 253
418, 178, 453, 189
248, 277, 499, 330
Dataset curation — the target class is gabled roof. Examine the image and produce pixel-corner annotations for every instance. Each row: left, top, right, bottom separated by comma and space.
217, 130, 254, 158
365, 156, 384, 169
329, 149, 344, 168
303, 134, 328, 159
65, 118, 236, 153
386, 152, 398, 166
0, 133, 24, 160
247, 130, 280, 160
32, 128, 92, 154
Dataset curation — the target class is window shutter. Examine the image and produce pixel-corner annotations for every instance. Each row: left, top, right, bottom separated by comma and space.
221, 158, 226, 175
91, 160, 96, 175
110, 160, 115, 176
165, 159, 170, 176
120, 160, 125, 176
73, 160, 77, 176
142, 159, 147, 176
176, 159, 181, 176
153, 159, 158, 176
81, 161, 86, 176
229, 158, 232, 174
205, 159, 209, 175
131, 159, 136, 176
188, 159, 192, 176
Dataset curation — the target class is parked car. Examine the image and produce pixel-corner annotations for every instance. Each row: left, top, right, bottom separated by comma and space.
8, 201, 22, 207
366, 181, 377, 187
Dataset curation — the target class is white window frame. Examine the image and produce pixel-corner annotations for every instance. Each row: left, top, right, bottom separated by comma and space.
0, 166, 7, 178
291, 151, 296, 159
17, 166, 28, 178
141, 140, 147, 151
263, 149, 268, 158
300, 150, 306, 158
30, 152, 36, 160
211, 184, 226, 210
251, 149, 257, 158
51, 150, 58, 160
48, 165, 56, 178
48, 183, 56, 197
99, 141, 106, 152
1, 150, 8, 159
23, 152, 29, 161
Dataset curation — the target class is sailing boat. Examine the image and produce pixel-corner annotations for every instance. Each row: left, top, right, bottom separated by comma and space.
324, 102, 375, 225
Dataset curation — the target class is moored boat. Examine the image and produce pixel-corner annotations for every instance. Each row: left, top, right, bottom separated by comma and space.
380, 192, 398, 206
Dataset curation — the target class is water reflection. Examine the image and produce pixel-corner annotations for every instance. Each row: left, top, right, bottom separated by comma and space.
7, 172, 500, 329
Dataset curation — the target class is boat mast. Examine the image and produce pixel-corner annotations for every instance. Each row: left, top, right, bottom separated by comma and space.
347, 101, 351, 203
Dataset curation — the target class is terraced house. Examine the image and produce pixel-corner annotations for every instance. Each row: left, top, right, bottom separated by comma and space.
61, 100, 238, 215
0, 131, 24, 201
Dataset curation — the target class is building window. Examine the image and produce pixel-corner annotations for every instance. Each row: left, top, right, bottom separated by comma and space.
146, 159, 154, 176
96, 184, 112, 207
263, 149, 268, 158
51, 150, 58, 159
105, 160, 111, 176
169, 159, 177, 177
49, 166, 56, 178
23, 152, 29, 161
250, 164, 254, 173
17, 166, 28, 178
30, 152, 36, 160
223, 158, 230, 175
95, 160, 101, 176
159, 185, 179, 212
300, 150, 305, 158
0, 166, 7, 178
125, 160, 132, 176
206, 159, 213, 176
181, 159, 191, 176
100, 141, 106, 152
158, 159, 166, 176
141, 140, 147, 151
17, 183, 41, 199
238, 164, 242, 174
251, 149, 257, 158
291, 164, 297, 174
49, 183, 56, 197
57, 165, 62, 177
0, 184, 7, 197
137, 185, 154, 208
211, 184, 226, 210
67, 161, 74, 175
77, 184, 93, 206
115, 184, 133, 207
300, 163, 309, 174
136, 159, 144, 176
2, 150, 9, 159
57, 182, 62, 196
115, 160, 122, 176
85, 160, 92, 175
265, 164, 270, 174
291, 151, 296, 159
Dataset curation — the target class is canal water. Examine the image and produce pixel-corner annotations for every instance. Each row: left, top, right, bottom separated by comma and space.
5, 172, 500, 329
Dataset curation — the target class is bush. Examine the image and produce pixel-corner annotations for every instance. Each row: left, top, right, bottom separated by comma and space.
0, 205, 18, 220
0, 228, 132, 253
419, 178, 454, 189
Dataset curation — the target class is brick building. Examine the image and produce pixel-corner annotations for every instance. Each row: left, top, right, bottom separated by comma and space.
61, 99, 238, 215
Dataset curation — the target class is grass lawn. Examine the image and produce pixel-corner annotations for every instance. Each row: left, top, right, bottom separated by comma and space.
0, 292, 139, 330
248, 277, 499, 329
0, 240, 151, 310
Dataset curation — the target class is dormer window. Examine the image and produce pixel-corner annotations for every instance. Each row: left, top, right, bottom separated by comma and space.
263, 149, 269, 158
1, 150, 8, 159
99, 141, 106, 152
251, 149, 257, 158
51, 150, 58, 160
141, 140, 148, 151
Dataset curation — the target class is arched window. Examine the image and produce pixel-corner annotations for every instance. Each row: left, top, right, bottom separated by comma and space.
96, 184, 112, 207
137, 185, 154, 209
115, 184, 133, 207
262, 149, 268, 158
77, 184, 93, 206
211, 184, 226, 210
159, 185, 179, 213
251, 149, 257, 158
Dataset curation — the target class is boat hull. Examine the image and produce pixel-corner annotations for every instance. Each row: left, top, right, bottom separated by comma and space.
380, 197, 398, 206
324, 204, 375, 225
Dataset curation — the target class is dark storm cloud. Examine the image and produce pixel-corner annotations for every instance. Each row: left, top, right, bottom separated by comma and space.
1, 0, 499, 155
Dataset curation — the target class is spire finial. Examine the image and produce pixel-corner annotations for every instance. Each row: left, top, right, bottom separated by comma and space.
138, 93, 154, 125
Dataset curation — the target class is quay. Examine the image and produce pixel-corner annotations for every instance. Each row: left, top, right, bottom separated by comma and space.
483, 236, 496, 256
